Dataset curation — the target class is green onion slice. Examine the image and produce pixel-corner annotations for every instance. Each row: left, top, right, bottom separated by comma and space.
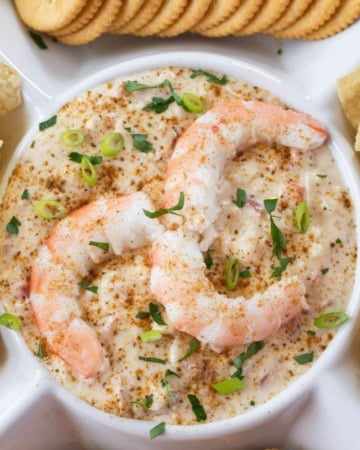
178, 337, 198, 362
187, 394, 207, 421
36, 342, 46, 359
139, 356, 167, 364
6, 216, 21, 235
81, 156, 97, 187
294, 352, 314, 365
61, 129, 84, 147
140, 330, 163, 343
182, 93, 204, 113
39, 115, 57, 131
314, 311, 349, 329
225, 257, 240, 291
295, 201, 311, 233
149, 302, 166, 325
212, 377, 245, 394
89, 241, 109, 252
35, 199, 67, 220
143, 192, 184, 218
149, 421, 165, 439
100, 132, 124, 157
0, 313, 21, 330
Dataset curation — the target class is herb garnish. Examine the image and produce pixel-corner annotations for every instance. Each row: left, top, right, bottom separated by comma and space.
143, 192, 184, 218
69, 152, 102, 165
232, 341, 265, 379
239, 269, 252, 278
78, 280, 98, 294
204, 250, 213, 269
277, 48, 283, 55
36, 342, 46, 359
149, 421, 165, 439
39, 115, 57, 131
161, 369, 180, 397
236, 188, 247, 208
136, 311, 150, 319
149, 302, 167, 325
132, 133, 153, 153
314, 311, 349, 329
0, 312, 21, 330
178, 337, 198, 361
21, 189, 29, 200
6, 216, 21, 235
89, 241, 109, 252
143, 96, 175, 113
187, 394, 207, 421
295, 201, 311, 233
306, 330, 316, 337
264, 198, 291, 278
294, 352, 314, 365
250, 400, 256, 406
321, 267, 329, 275
335, 238, 342, 245
139, 356, 167, 365
131, 394, 153, 410
28, 30, 48, 50
190, 69, 228, 85
316, 174, 327, 179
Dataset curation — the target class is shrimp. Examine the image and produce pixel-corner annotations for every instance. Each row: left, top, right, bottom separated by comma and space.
150, 230, 309, 347
164, 100, 328, 241
30, 191, 163, 378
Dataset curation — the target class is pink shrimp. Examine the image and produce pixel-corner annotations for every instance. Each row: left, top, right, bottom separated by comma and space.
30, 192, 163, 378
163, 100, 327, 238
150, 230, 309, 347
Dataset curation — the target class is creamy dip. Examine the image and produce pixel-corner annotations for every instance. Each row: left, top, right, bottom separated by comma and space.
0, 67, 356, 425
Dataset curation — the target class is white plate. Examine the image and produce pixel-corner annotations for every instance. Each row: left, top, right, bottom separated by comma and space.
1, 2, 360, 449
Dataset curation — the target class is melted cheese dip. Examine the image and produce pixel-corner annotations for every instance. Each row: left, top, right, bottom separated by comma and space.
0, 67, 356, 425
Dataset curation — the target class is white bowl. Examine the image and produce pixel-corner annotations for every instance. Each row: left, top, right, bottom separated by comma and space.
1, 51, 360, 450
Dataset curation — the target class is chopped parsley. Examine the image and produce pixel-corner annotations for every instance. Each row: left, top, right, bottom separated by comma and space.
204, 250, 213, 269
6, 216, 21, 235
131, 394, 153, 410
316, 174, 327, 179
239, 269, 252, 278
232, 341, 265, 379
149, 302, 166, 325
39, 115, 57, 131
236, 188, 247, 208
187, 394, 207, 421
69, 152, 102, 165
321, 267, 329, 275
306, 330, 316, 337
78, 280, 98, 294
88, 241, 109, 252
143, 96, 175, 113
132, 133, 153, 153
28, 30, 48, 49
139, 356, 167, 365
135, 311, 150, 319
178, 337, 198, 361
294, 352, 314, 365
335, 238, 342, 245
36, 342, 46, 359
190, 69, 228, 85
161, 369, 180, 397
143, 192, 184, 218
21, 189, 29, 200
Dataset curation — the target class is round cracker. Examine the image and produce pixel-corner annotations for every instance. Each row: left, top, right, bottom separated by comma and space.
266, 0, 313, 32
160, 0, 212, 37
201, 0, 264, 37
135, 0, 189, 36
304, 0, 360, 40
192, 0, 242, 33
57, 0, 122, 45
53, 0, 104, 37
272, 0, 341, 39
112, 0, 163, 34
236, 0, 291, 35
14, 0, 87, 32
109, 0, 146, 31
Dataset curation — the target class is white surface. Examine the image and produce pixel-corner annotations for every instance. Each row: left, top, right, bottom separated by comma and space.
1, 1, 360, 449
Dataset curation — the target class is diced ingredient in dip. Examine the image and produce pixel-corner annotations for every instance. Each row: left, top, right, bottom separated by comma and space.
0, 67, 355, 426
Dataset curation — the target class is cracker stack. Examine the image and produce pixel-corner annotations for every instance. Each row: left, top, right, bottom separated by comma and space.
14, 0, 360, 45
